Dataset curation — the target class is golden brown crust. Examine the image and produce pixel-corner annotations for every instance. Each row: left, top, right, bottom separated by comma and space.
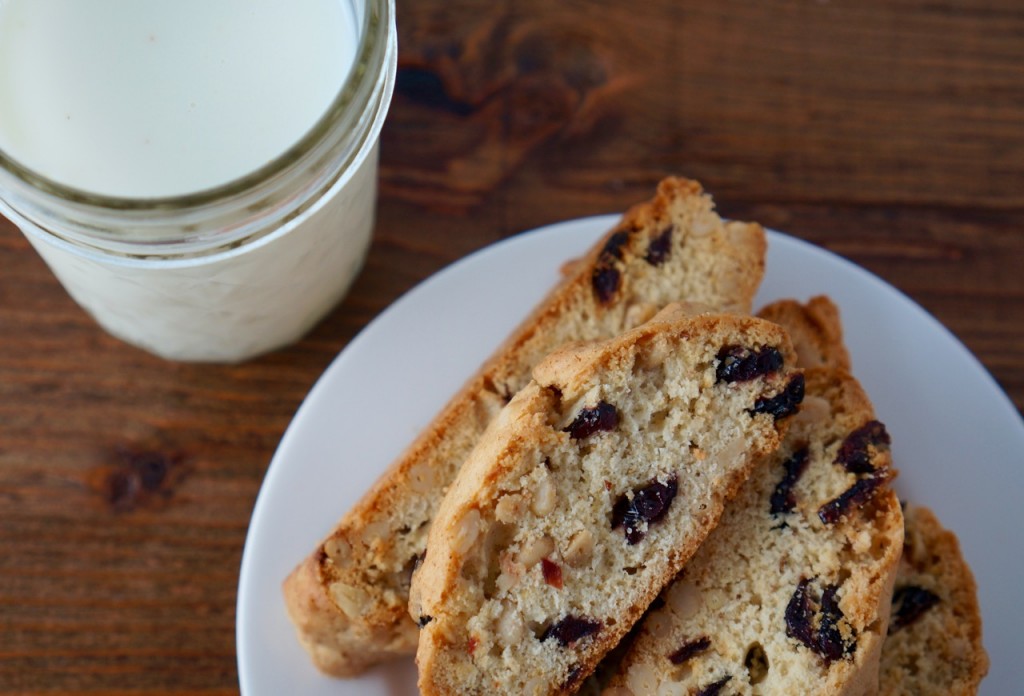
412, 306, 800, 695
282, 178, 769, 674
880, 505, 989, 695
282, 552, 401, 676
758, 295, 852, 372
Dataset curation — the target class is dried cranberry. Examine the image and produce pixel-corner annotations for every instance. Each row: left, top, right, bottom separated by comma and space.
592, 265, 621, 304
770, 447, 810, 515
835, 420, 891, 473
817, 584, 855, 662
612, 474, 679, 544
716, 345, 784, 383
695, 676, 732, 696
785, 578, 816, 648
467, 636, 479, 655
818, 471, 890, 524
565, 401, 619, 439
602, 230, 630, 260
591, 231, 630, 304
786, 579, 856, 665
668, 636, 711, 665
562, 664, 583, 690
542, 558, 563, 589
540, 615, 602, 647
645, 226, 673, 266
889, 585, 940, 633
750, 374, 805, 420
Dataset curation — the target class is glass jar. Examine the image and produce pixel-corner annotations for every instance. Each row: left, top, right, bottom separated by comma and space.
0, 0, 397, 362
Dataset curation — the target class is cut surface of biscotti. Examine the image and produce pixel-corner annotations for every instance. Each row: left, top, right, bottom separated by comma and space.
410, 304, 804, 695
598, 297, 901, 695
880, 504, 988, 695
603, 366, 903, 696
283, 178, 769, 675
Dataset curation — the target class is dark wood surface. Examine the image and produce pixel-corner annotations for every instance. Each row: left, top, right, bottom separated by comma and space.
1, 1, 1021, 693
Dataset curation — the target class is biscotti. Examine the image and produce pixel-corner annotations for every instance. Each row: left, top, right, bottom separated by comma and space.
757, 296, 851, 372
880, 504, 988, 695
283, 178, 768, 675
759, 300, 988, 691
602, 365, 902, 696
410, 304, 804, 695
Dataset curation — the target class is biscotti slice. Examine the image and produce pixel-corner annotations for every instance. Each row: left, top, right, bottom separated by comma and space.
880, 504, 988, 695
410, 304, 804, 695
603, 366, 903, 696
284, 178, 768, 675
600, 297, 901, 695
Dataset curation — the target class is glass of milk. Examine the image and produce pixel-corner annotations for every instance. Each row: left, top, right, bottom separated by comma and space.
0, 0, 397, 362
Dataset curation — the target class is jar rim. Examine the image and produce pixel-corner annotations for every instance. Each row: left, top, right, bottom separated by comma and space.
0, 0, 391, 212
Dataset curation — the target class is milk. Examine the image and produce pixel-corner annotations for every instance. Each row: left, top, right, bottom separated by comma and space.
0, 0, 398, 362
0, 0, 359, 198
0, 0, 358, 198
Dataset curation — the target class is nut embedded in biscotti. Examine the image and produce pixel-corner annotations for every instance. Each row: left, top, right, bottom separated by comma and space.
323, 536, 352, 564
531, 476, 557, 517
665, 579, 702, 621
330, 582, 369, 619
497, 603, 526, 644
519, 535, 555, 569
451, 508, 481, 555
495, 493, 525, 524
563, 530, 595, 567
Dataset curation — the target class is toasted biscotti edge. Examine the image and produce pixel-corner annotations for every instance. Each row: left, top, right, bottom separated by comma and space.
880, 504, 989, 695
282, 178, 769, 675
757, 295, 852, 372
411, 306, 802, 695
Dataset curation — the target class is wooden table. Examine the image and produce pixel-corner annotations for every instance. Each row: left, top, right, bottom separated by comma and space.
1, 1, 1021, 693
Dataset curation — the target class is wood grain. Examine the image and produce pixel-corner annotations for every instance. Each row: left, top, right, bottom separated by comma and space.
1, 0, 1021, 692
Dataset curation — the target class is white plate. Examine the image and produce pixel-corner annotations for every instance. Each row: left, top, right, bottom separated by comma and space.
237, 215, 1023, 695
